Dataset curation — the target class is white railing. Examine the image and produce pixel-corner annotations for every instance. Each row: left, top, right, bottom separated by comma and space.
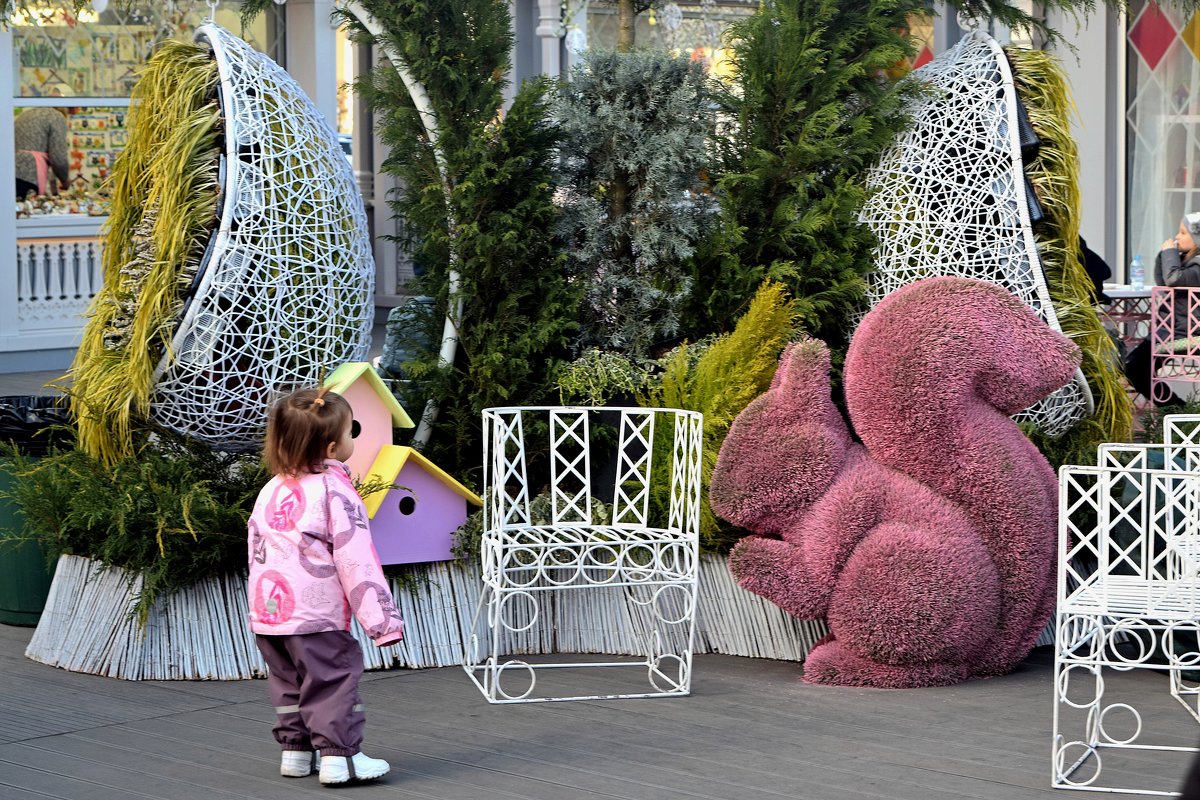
2, 213, 106, 354
4, 220, 400, 356
15, 236, 102, 336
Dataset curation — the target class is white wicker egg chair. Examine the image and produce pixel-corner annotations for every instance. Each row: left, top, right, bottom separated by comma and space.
860, 30, 1092, 438
149, 23, 374, 450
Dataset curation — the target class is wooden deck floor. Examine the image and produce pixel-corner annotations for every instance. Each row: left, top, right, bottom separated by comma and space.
1, 622, 1196, 799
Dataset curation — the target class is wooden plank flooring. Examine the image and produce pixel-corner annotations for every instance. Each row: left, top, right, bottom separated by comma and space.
1, 621, 1196, 799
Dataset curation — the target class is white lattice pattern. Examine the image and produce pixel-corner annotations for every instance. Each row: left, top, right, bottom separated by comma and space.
1054, 415, 1200, 794
1152, 287, 1200, 406
149, 24, 374, 450
861, 30, 1091, 438
465, 406, 703, 703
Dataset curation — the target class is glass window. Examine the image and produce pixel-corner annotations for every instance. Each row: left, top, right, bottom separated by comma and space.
1126, 0, 1200, 271
11, 3, 282, 217
12, 3, 278, 97
908, 11, 935, 69
567, 0, 757, 77
14, 105, 126, 214
567, 3, 935, 82
335, 21, 355, 157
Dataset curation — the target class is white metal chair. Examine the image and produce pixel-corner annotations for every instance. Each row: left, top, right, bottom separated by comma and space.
1054, 415, 1200, 794
463, 406, 703, 703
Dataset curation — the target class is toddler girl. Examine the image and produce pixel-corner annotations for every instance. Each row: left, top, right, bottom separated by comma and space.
248, 386, 405, 785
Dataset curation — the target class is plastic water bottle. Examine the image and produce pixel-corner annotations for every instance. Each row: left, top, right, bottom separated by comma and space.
1130, 254, 1145, 290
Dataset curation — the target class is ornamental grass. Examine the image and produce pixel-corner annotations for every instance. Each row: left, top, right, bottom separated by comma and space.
1006, 46, 1134, 462
70, 40, 221, 464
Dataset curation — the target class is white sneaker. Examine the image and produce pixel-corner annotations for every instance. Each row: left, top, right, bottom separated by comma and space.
280, 750, 319, 777
319, 752, 390, 785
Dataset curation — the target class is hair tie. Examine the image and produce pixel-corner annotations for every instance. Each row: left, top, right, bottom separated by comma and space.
311, 386, 332, 409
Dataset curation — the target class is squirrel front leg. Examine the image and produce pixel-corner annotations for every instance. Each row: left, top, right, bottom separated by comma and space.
731, 453, 886, 619
730, 532, 844, 618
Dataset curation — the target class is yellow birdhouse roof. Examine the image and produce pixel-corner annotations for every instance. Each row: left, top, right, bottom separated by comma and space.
324, 362, 415, 428
361, 445, 483, 518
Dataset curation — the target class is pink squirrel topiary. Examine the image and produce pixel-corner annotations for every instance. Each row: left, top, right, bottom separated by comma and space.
709, 276, 1080, 687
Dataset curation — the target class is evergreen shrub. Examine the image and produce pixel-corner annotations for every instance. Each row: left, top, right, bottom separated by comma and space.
0, 432, 268, 620
644, 280, 799, 550
557, 48, 714, 358
347, 0, 579, 483
557, 349, 652, 406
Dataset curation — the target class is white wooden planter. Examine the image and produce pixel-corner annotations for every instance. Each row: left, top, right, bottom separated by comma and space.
25, 553, 829, 680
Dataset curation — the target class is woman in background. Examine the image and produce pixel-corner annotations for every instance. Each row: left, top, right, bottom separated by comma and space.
1123, 213, 1200, 407
14, 85, 71, 199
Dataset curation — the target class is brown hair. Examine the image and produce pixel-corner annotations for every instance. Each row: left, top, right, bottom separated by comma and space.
263, 387, 352, 476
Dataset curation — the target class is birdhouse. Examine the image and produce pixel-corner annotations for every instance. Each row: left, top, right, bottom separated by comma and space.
362, 445, 482, 565
323, 362, 414, 482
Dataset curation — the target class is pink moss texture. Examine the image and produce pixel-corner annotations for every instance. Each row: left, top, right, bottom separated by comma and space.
709, 277, 1080, 688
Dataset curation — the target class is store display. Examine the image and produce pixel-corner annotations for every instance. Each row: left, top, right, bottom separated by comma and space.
14, 191, 109, 218
10, 4, 271, 219
12, 105, 123, 217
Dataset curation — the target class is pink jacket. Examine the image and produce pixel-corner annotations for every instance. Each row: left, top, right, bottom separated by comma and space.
247, 460, 405, 646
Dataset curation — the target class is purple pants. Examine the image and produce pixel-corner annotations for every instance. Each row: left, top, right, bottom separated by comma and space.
255, 631, 366, 757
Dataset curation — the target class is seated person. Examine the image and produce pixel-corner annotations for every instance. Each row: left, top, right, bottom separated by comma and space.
1124, 212, 1200, 406
1080, 235, 1111, 305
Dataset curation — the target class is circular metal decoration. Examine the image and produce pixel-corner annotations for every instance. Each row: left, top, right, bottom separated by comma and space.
150, 23, 375, 450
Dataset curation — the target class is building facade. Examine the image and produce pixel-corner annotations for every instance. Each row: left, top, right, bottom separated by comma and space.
0, 0, 1159, 372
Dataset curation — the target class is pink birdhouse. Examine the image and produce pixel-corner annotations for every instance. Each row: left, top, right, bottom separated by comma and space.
362, 445, 482, 565
323, 362, 414, 482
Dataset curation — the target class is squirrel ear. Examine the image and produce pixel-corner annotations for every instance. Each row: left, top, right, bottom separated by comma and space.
771, 339, 832, 396
765, 338, 848, 435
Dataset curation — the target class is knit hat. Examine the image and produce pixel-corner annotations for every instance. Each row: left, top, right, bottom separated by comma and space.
1186, 212, 1200, 238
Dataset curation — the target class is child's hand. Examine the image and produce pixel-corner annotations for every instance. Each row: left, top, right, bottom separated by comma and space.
1164, 238, 1179, 251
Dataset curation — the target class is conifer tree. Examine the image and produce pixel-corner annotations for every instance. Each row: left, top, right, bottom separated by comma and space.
343, 0, 579, 479
557, 49, 713, 359
558, 0, 702, 360
682, 0, 924, 354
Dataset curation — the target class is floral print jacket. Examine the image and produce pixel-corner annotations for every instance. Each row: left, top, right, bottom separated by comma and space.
247, 459, 405, 646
